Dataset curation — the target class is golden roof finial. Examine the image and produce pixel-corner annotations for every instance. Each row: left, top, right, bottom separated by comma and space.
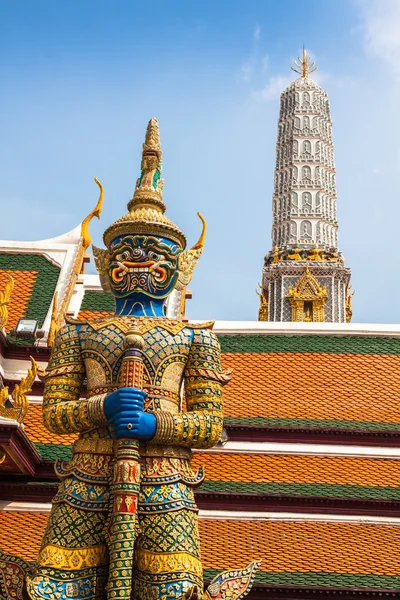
291, 46, 318, 78
81, 178, 104, 250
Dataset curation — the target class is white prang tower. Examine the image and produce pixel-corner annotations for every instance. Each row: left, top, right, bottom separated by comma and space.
258, 49, 352, 323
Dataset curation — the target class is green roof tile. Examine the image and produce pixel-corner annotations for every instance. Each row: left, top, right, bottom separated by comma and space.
224, 416, 400, 431
200, 480, 400, 500
34, 443, 72, 461
80, 290, 115, 312
218, 334, 400, 355
0, 253, 60, 329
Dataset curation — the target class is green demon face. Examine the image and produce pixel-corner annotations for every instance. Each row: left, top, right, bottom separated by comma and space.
108, 235, 181, 299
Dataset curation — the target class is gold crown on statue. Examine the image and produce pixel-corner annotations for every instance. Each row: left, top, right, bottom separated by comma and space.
93, 117, 206, 293
103, 117, 187, 249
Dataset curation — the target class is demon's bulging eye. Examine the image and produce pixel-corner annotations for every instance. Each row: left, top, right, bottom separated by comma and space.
116, 251, 130, 261
148, 251, 163, 262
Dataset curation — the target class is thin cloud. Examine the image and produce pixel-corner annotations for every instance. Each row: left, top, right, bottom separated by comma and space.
262, 55, 269, 71
238, 24, 262, 82
239, 62, 253, 82
251, 75, 292, 101
359, 0, 400, 76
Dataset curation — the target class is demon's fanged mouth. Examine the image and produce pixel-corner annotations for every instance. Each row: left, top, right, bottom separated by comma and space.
108, 235, 180, 297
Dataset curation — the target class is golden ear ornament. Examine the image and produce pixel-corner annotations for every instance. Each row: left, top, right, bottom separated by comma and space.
177, 212, 207, 289
92, 245, 112, 293
0, 356, 38, 424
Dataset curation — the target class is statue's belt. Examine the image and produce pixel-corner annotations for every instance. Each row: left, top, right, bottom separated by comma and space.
72, 438, 192, 459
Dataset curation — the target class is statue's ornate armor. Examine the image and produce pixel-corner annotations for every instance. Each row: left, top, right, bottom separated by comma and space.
29, 316, 228, 600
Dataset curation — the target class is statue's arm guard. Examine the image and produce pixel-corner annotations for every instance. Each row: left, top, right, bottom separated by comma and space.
153, 329, 230, 448
43, 323, 105, 434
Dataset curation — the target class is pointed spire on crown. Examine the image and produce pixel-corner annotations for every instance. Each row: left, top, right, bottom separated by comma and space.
143, 117, 162, 155
128, 117, 165, 212
291, 47, 318, 79
103, 118, 186, 249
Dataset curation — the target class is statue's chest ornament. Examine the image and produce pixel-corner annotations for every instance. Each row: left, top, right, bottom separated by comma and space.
80, 318, 192, 396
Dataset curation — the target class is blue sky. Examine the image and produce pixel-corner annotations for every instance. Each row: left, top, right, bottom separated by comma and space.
0, 0, 399, 322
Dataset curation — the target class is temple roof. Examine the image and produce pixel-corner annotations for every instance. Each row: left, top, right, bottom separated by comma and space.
220, 332, 400, 434
0, 225, 85, 342
0, 253, 60, 333
1, 510, 399, 592
2, 318, 400, 596
15, 325, 400, 463
18, 400, 400, 502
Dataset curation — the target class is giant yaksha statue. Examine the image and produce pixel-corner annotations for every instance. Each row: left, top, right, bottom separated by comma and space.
26, 119, 259, 600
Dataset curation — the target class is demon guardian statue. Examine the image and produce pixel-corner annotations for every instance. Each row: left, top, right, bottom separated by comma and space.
26, 119, 259, 600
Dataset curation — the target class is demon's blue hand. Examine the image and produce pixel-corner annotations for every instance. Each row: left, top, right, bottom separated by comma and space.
104, 387, 156, 441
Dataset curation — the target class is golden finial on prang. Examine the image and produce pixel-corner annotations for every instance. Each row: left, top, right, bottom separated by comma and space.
291, 47, 318, 79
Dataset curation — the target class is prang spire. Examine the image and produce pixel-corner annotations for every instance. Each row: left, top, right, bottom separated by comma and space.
258, 50, 352, 323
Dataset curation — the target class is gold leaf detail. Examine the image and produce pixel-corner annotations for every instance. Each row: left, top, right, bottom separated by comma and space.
0, 273, 14, 330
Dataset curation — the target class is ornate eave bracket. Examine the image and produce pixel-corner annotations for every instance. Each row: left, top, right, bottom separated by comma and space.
0, 357, 40, 475
205, 561, 261, 600
0, 417, 41, 476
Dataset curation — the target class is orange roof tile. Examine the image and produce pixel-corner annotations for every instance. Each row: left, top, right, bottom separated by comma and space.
24, 404, 77, 446
1, 512, 400, 580
0, 512, 47, 562
19, 341, 400, 454
0, 270, 37, 332
199, 520, 400, 576
78, 309, 113, 320
192, 453, 400, 488
221, 352, 400, 424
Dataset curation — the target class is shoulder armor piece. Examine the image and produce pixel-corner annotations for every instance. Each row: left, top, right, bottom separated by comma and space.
65, 315, 89, 325
185, 321, 215, 331
65, 315, 215, 334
